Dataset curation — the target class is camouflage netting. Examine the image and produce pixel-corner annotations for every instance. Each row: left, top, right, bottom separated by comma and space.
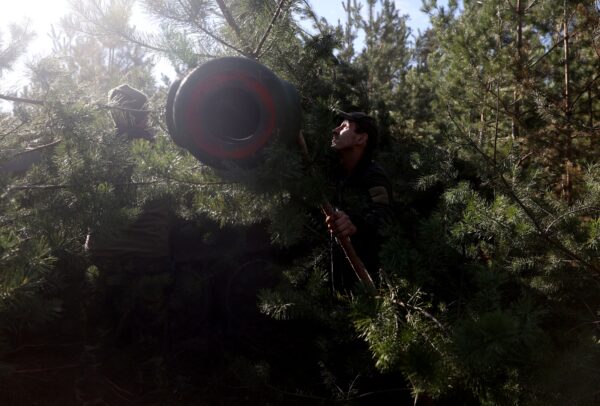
108, 84, 149, 130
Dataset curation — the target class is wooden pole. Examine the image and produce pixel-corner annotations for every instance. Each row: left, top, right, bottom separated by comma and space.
297, 132, 377, 295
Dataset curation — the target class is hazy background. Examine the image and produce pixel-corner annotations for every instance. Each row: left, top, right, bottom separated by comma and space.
0, 0, 435, 93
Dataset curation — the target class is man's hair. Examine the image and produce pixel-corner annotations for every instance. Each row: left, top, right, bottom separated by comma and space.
337, 111, 378, 157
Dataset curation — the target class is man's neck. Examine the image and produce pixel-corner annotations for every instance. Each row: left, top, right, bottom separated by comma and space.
338, 148, 365, 174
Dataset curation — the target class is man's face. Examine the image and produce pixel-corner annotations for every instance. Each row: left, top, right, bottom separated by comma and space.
331, 120, 367, 151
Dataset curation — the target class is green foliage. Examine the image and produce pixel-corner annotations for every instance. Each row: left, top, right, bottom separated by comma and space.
0, 23, 35, 75
1, 0, 600, 404
0, 231, 59, 337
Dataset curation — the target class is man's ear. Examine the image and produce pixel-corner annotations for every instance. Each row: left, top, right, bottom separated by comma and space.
357, 133, 368, 147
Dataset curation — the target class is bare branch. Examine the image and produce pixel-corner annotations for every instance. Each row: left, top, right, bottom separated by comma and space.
3, 180, 232, 196
571, 74, 600, 108
15, 364, 79, 374
96, 103, 155, 114
193, 20, 249, 56
214, 0, 245, 45
0, 121, 28, 140
300, 0, 326, 36
392, 298, 448, 334
545, 206, 600, 234
524, 0, 539, 12
254, 0, 287, 58
0, 93, 44, 105
170, 1, 248, 57
528, 30, 581, 69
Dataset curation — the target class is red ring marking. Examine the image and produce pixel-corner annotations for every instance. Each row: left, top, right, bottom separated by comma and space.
183, 72, 277, 160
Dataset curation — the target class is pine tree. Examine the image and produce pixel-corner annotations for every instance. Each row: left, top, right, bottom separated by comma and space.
0, 24, 63, 352
2, 0, 600, 404
351, 0, 600, 403
0, 2, 168, 394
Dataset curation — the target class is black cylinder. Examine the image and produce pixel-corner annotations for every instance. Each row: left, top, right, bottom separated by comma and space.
166, 57, 301, 169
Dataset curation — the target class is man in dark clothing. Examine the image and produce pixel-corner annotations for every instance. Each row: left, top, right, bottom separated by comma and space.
325, 111, 393, 290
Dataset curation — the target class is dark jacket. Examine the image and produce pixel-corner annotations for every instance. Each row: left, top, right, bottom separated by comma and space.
330, 157, 393, 288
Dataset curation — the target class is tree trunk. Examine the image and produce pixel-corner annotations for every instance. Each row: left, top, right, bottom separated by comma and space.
512, 0, 523, 139
588, 85, 594, 129
563, 0, 573, 205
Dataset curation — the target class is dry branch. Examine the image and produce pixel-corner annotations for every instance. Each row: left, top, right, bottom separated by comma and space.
254, 0, 287, 58
0, 94, 44, 105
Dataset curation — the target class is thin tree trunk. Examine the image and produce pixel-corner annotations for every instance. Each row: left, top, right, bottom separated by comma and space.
563, 0, 573, 205
588, 85, 594, 129
563, 5, 571, 115
214, 0, 248, 54
479, 105, 485, 146
0, 94, 44, 105
254, 0, 287, 58
512, 0, 523, 139
215, 0, 242, 39
494, 6, 502, 170
344, 0, 353, 62
494, 82, 500, 171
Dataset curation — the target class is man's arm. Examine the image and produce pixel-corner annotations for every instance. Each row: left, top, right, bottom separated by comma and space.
327, 168, 393, 239
326, 210, 357, 238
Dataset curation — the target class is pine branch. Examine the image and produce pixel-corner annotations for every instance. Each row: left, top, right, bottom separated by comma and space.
461, 58, 529, 131
528, 88, 600, 135
3, 180, 230, 194
0, 94, 160, 115
214, 0, 244, 43
104, 376, 137, 400
528, 30, 581, 69
1, 140, 62, 174
71, 0, 214, 58
96, 103, 155, 114
161, 176, 234, 187
0, 121, 27, 140
544, 206, 600, 234
524, 0, 540, 12
172, 0, 249, 57
391, 298, 448, 335
106, 29, 173, 55
0, 93, 44, 105
137, 1, 220, 58
5, 140, 63, 157
71, 1, 169, 54
264, 382, 329, 401
193, 21, 249, 56
570, 74, 600, 109
446, 106, 600, 275
254, 0, 287, 58
299, 0, 326, 36
347, 387, 409, 401
15, 364, 79, 374
4, 342, 82, 355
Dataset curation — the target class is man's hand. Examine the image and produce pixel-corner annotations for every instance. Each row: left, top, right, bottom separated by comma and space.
325, 210, 357, 238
